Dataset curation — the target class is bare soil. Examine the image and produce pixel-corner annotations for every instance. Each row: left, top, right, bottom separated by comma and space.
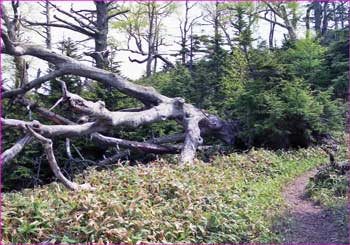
282, 168, 348, 244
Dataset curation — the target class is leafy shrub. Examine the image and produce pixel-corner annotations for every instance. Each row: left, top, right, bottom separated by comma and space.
221, 46, 345, 149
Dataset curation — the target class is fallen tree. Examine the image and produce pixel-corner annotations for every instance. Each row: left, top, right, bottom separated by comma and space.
1, 26, 238, 190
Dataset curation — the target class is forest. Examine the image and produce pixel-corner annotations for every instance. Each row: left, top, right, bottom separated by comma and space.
1, 1, 349, 244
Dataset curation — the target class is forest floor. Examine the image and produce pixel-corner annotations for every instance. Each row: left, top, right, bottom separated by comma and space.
4, 148, 346, 244
282, 168, 348, 244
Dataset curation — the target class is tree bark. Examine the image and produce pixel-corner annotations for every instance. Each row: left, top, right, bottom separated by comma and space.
146, 2, 155, 78
2, 135, 32, 165
321, 2, 329, 37
94, 1, 109, 68
314, 2, 322, 36
44, 1, 52, 50
269, 12, 276, 48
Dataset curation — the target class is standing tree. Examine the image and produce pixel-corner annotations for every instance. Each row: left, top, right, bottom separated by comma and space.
304, 1, 349, 40
25, 1, 128, 69
113, 1, 176, 77
216, 2, 256, 53
2, 1, 29, 88
260, 1, 301, 41
176, 0, 201, 66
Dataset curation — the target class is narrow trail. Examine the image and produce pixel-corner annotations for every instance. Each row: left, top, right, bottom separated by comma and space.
282, 168, 346, 244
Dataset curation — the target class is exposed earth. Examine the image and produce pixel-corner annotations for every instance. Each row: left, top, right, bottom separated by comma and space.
282, 168, 348, 244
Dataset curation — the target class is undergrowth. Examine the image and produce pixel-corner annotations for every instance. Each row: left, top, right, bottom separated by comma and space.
2, 147, 327, 244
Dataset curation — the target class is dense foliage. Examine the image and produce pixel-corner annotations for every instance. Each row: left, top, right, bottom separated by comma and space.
144, 30, 347, 149
2, 147, 327, 244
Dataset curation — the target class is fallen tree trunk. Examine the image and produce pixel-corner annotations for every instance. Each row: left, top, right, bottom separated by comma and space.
2, 31, 236, 162
1, 28, 238, 190
4, 96, 180, 156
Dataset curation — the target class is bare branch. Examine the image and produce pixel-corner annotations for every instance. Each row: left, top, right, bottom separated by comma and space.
61, 83, 183, 127
258, 15, 287, 29
65, 138, 73, 159
70, 7, 96, 27
98, 151, 129, 166
25, 19, 95, 37
107, 9, 129, 20
2, 135, 32, 165
2, 118, 107, 138
26, 126, 94, 191
148, 133, 185, 145
154, 54, 175, 68
129, 56, 149, 64
1, 35, 169, 105
53, 14, 96, 36
14, 96, 75, 125
2, 69, 65, 98
92, 133, 179, 154
48, 2, 96, 32
49, 97, 65, 111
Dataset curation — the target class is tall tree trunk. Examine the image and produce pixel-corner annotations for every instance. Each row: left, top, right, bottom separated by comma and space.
181, 0, 189, 65
340, 2, 345, 28
14, 58, 28, 88
314, 2, 322, 36
280, 6, 297, 41
181, 37, 186, 65
146, 3, 155, 78
333, 2, 338, 30
321, 2, 329, 36
269, 12, 276, 48
287, 27, 297, 41
189, 25, 194, 73
3, 2, 29, 88
213, 1, 221, 80
45, 1, 52, 50
153, 34, 158, 74
153, 14, 160, 74
94, 1, 109, 69
305, 6, 311, 38
263, 3, 298, 42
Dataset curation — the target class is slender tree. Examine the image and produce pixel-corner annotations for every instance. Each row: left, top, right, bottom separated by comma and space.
260, 1, 300, 41
176, 0, 201, 66
25, 1, 128, 69
2, 1, 28, 88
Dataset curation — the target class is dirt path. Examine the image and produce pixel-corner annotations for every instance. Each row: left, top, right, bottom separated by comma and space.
282, 168, 346, 244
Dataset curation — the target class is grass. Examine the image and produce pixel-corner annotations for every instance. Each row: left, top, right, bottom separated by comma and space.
2, 147, 327, 244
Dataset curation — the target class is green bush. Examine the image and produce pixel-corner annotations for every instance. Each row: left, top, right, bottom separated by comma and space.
221, 45, 344, 149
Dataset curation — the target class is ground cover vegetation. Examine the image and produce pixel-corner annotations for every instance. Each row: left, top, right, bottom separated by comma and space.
1, 1, 349, 243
